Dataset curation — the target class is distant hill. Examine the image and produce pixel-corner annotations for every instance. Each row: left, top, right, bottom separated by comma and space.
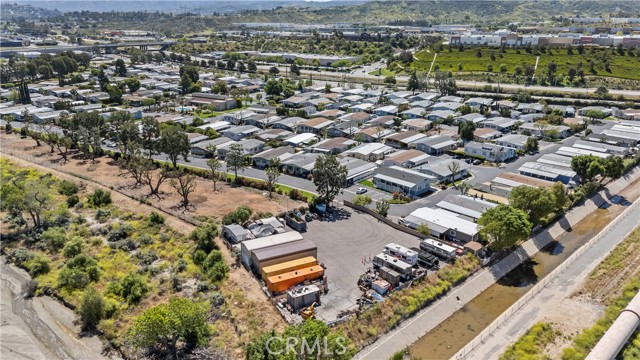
231, 0, 640, 25
14, 0, 366, 14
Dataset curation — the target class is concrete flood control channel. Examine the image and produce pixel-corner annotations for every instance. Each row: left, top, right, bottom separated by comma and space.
408, 190, 636, 359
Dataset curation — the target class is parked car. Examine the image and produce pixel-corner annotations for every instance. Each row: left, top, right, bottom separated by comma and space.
356, 187, 368, 194
473, 159, 482, 165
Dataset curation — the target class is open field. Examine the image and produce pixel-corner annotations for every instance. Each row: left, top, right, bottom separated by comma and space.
0, 133, 304, 222
408, 47, 640, 82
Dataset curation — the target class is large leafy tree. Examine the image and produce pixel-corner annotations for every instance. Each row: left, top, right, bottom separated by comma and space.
140, 116, 161, 159
1, 175, 54, 229
571, 155, 599, 184
508, 186, 555, 225
458, 121, 476, 142
265, 159, 281, 199
312, 154, 348, 204
158, 127, 190, 168
478, 204, 531, 250
602, 156, 624, 181
127, 298, 211, 356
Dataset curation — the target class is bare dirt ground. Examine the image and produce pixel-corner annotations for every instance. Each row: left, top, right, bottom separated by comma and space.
1, 133, 290, 357
0, 133, 302, 222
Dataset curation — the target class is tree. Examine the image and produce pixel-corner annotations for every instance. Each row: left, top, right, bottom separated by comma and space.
312, 154, 348, 204
290, 62, 301, 76
571, 155, 599, 184
170, 170, 198, 208
509, 186, 555, 225
264, 79, 283, 97
458, 121, 476, 142
1, 176, 54, 228
79, 287, 104, 332
206, 156, 222, 192
127, 298, 210, 356
140, 116, 161, 159
434, 70, 457, 96
550, 182, 568, 212
376, 199, 390, 217
123, 77, 141, 93
142, 164, 171, 198
458, 180, 471, 195
247, 59, 257, 72
114, 59, 127, 76
269, 66, 280, 76
478, 205, 532, 250
407, 71, 420, 93
416, 223, 430, 237
158, 127, 190, 168
602, 156, 624, 181
524, 137, 539, 153
595, 84, 609, 100
265, 159, 281, 199
226, 143, 246, 184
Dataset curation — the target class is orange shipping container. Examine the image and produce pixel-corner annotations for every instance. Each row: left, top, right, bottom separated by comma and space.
261, 256, 318, 281
266, 265, 324, 293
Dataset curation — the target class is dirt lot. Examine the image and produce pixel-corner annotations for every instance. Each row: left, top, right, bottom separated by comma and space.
0, 133, 303, 222
1, 134, 292, 357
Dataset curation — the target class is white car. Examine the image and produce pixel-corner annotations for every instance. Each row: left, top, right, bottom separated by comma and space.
355, 187, 368, 194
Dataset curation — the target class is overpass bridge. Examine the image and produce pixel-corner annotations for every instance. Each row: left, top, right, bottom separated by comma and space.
0, 41, 175, 58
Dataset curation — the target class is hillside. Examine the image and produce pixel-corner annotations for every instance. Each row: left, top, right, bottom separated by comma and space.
233, 0, 640, 25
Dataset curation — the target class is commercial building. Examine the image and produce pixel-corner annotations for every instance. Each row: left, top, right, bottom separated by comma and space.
251, 239, 318, 273
240, 231, 304, 268
403, 207, 480, 243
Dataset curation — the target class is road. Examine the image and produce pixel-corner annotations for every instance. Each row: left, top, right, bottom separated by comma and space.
458, 199, 640, 360
355, 166, 640, 360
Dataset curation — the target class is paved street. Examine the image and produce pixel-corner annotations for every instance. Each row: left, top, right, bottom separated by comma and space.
458, 200, 640, 360
355, 166, 640, 360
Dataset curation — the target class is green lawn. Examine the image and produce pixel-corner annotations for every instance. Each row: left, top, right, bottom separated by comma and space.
275, 184, 315, 202
368, 68, 398, 77
358, 179, 376, 188
409, 47, 640, 81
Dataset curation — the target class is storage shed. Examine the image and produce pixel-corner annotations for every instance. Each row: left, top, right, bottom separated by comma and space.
261, 256, 318, 281
240, 232, 303, 268
266, 265, 324, 293
287, 285, 321, 311
251, 239, 318, 272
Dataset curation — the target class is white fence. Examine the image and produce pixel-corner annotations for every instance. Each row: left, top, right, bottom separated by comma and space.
454, 198, 640, 359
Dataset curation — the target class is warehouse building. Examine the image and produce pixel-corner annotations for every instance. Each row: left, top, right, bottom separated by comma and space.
250, 239, 318, 273
240, 231, 304, 268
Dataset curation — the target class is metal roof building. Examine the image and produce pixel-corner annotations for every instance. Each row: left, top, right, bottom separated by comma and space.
251, 239, 318, 271
240, 231, 304, 268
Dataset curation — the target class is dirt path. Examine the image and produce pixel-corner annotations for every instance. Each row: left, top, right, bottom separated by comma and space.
0, 257, 115, 360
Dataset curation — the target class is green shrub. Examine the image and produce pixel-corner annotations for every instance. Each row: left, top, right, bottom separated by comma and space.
58, 180, 79, 196
89, 189, 112, 207
190, 223, 219, 254
62, 237, 84, 258
12, 247, 32, 267
42, 227, 67, 252
146, 211, 165, 226
119, 273, 148, 304
66, 194, 80, 208
192, 249, 207, 265
57, 254, 99, 290
80, 287, 104, 331
25, 255, 50, 277
222, 205, 253, 225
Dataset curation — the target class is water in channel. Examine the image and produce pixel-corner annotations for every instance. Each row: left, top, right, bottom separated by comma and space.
408, 207, 615, 360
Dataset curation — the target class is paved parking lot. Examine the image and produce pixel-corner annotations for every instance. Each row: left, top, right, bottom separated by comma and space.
304, 207, 420, 321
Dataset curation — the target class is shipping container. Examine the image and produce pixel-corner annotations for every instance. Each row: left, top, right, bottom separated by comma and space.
267, 265, 324, 293
383, 242, 419, 266
261, 256, 318, 281
240, 231, 303, 268
378, 266, 401, 287
251, 239, 317, 272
